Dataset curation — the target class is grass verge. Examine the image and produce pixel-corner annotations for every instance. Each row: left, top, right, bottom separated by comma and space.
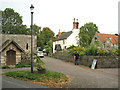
2, 70, 71, 88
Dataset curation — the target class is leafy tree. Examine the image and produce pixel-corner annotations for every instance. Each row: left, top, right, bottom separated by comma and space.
79, 22, 99, 48
37, 27, 54, 50
44, 40, 53, 55
2, 8, 27, 34
42, 27, 54, 45
32, 24, 41, 35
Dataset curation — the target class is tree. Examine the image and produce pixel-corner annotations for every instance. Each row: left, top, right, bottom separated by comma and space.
44, 40, 53, 55
42, 27, 55, 46
37, 27, 54, 50
32, 24, 41, 35
79, 22, 99, 48
2, 8, 27, 34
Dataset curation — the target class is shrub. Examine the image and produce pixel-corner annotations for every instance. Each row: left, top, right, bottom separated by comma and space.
68, 47, 85, 55
15, 62, 31, 68
67, 44, 76, 49
85, 44, 98, 56
2, 65, 10, 69
97, 49, 119, 56
36, 56, 46, 71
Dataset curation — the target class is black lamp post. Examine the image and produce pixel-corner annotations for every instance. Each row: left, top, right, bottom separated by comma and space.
30, 4, 34, 73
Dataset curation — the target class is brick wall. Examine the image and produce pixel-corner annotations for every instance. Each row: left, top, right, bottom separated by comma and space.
53, 53, 118, 68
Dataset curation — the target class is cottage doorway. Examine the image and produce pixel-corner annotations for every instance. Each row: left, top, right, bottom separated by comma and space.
6, 50, 16, 65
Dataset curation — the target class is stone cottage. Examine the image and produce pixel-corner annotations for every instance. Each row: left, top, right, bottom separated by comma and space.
0, 34, 37, 66
91, 33, 118, 49
53, 18, 80, 53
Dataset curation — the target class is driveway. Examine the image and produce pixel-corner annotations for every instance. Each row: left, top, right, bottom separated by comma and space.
41, 56, 119, 88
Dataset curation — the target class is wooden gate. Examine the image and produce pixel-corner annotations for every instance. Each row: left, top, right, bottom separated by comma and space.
6, 50, 16, 65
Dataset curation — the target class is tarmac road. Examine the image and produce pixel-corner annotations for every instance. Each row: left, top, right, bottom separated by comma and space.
41, 56, 119, 88
1, 56, 119, 89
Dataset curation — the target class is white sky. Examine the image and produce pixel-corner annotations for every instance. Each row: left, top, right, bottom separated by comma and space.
0, 0, 119, 35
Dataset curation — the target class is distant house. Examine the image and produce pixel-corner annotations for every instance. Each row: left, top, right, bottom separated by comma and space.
91, 33, 118, 50
0, 34, 37, 66
53, 18, 80, 53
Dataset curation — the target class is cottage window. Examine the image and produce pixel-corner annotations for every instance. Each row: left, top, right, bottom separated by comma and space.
94, 37, 97, 41
26, 43, 28, 50
64, 46, 66, 49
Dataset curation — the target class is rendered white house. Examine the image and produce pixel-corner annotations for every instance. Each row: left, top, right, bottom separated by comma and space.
53, 18, 80, 53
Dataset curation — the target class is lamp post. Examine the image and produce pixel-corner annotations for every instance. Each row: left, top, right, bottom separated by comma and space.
30, 4, 34, 73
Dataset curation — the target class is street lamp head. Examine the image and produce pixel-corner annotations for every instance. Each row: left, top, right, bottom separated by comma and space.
30, 4, 34, 13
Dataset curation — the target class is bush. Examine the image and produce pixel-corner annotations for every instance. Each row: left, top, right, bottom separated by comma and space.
36, 56, 46, 71
15, 62, 31, 68
85, 44, 98, 56
67, 44, 76, 49
68, 47, 85, 55
2, 65, 10, 69
97, 49, 119, 56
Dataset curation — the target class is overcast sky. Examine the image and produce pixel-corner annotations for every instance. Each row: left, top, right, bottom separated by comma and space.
0, 0, 119, 35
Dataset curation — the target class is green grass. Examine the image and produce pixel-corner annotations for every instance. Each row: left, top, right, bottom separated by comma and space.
15, 62, 37, 68
3, 70, 71, 88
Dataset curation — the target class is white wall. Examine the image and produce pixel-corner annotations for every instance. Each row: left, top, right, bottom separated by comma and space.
67, 29, 79, 47
53, 39, 67, 53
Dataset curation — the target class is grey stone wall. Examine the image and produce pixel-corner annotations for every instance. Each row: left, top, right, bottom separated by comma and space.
53, 53, 118, 68
2, 34, 37, 53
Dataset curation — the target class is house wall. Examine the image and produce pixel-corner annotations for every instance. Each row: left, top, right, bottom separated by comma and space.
53, 29, 79, 53
91, 33, 103, 47
53, 39, 67, 53
91, 33, 118, 49
67, 29, 79, 47
2, 34, 37, 53
1, 43, 22, 66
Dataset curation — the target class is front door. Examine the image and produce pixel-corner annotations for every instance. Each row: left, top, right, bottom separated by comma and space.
6, 50, 16, 65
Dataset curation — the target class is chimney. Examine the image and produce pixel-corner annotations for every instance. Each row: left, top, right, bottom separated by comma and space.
73, 18, 76, 29
73, 18, 79, 29
76, 19, 79, 29
58, 29, 61, 38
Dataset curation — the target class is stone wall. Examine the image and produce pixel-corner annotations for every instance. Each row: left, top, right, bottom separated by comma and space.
2, 34, 37, 53
1, 43, 22, 66
53, 53, 118, 68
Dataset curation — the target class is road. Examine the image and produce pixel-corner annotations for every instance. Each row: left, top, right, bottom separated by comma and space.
2, 76, 49, 88
1, 56, 119, 88
42, 56, 119, 88
1, 68, 49, 88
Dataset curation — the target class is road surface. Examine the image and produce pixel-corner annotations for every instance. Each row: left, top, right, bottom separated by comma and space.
42, 56, 119, 88
1, 56, 119, 88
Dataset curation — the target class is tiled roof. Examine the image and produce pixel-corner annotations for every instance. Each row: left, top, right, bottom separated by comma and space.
55, 31, 72, 41
97, 33, 118, 44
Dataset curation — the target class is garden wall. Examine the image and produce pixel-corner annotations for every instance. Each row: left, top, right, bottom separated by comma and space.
53, 53, 119, 68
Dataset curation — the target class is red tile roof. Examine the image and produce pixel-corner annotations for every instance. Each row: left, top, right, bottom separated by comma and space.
97, 33, 118, 44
